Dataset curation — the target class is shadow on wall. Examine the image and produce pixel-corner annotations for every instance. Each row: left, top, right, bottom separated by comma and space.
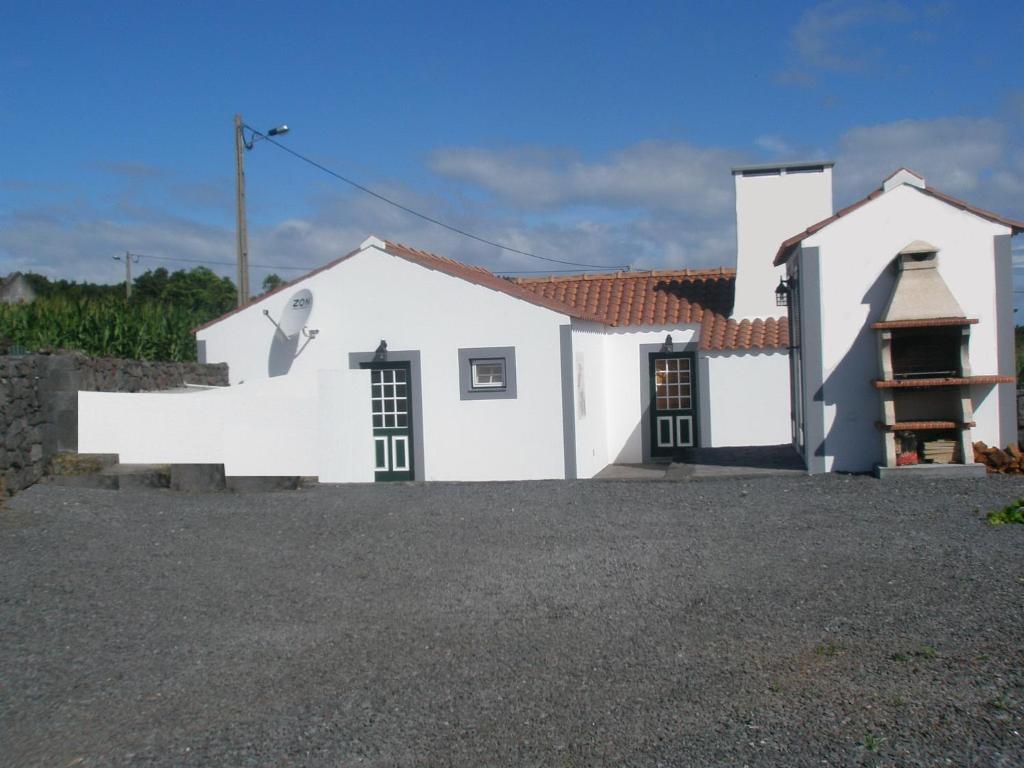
610, 344, 710, 464
267, 331, 315, 377
613, 420, 643, 464
814, 261, 894, 471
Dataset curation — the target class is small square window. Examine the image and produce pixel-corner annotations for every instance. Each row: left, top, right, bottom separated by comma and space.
458, 346, 517, 400
471, 358, 506, 389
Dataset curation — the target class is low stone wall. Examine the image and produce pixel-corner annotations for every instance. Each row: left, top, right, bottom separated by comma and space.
1, 352, 228, 493
1018, 388, 1024, 446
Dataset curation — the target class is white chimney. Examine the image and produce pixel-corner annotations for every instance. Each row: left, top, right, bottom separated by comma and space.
731, 162, 834, 319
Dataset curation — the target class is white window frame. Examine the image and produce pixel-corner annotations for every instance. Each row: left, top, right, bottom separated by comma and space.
470, 358, 506, 389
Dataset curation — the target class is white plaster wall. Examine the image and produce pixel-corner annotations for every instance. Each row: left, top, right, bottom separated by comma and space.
802, 185, 1011, 472
79, 369, 375, 479
220, 376, 320, 476
570, 323, 609, 479
733, 167, 833, 319
197, 243, 571, 481
703, 352, 791, 446
80, 388, 230, 465
317, 369, 375, 483
602, 326, 699, 464
79, 376, 320, 474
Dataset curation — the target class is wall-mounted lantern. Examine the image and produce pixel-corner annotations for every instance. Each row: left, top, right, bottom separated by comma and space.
775, 277, 797, 307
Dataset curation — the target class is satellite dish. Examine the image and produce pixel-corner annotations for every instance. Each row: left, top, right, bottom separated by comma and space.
277, 289, 313, 337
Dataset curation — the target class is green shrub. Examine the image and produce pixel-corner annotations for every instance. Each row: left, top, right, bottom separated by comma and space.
0, 295, 210, 362
986, 499, 1024, 526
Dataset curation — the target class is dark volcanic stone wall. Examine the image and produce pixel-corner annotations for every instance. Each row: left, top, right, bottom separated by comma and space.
1, 352, 228, 493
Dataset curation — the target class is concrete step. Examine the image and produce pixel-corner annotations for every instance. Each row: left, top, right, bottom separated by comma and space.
44, 452, 120, 490
101, 464, 171, 489
43, 454, 171, 490
44, 473, 119, 490
44, 456, 301, 493
47, 452, 118, 476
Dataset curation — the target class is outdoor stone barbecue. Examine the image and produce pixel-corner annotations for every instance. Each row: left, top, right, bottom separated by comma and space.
873, 241, 1014, 475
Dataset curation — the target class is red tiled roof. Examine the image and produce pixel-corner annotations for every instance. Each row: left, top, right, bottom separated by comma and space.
882, 167, 924, 184
700, 314, 789, 352
194, 238, 789, 351
515, 270, 789, 351
513, 268, 735, 327
378, 241, 608, 322
193, 238, 606, 332
774, 171, 1024, 266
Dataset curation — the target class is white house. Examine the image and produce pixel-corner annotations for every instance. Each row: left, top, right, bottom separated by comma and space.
78, 162, 1022, 481
777, 167, 1023, 474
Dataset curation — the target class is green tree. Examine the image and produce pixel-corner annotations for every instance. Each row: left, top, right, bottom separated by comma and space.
0, 265, 238, 361
133, 267, 236, 315
261, 273, 285, 293
21, 273, 121, 301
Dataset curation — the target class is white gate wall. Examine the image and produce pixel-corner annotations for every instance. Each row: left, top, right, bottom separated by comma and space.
78, 369, 374, 480
703, 352, 791, 446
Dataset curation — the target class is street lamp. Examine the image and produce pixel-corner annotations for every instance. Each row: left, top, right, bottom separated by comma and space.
233, 114, 289, 307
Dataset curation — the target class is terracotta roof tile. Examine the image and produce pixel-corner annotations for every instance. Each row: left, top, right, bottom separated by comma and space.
195, 237, 788, 351
378, 240, 606, 322
698, 314, 789, 352
194, 237, 608, 331
513, 268, 736, 327
515, 270, 788, 351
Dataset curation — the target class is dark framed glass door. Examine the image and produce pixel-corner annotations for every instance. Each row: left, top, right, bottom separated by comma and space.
361, 361, 414, 481
649, 352, 698, 458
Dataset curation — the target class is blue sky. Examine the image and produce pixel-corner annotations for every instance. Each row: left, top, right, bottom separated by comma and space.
2, 1, 1023, 300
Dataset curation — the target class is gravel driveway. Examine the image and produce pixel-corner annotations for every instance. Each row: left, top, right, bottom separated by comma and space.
3, 475, 1024, 767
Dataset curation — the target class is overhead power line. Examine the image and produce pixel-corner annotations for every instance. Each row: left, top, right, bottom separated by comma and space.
127, 252, 629, 278
131, 253, 315, 272
498, 267, 621, 275
251, 128, 625, 271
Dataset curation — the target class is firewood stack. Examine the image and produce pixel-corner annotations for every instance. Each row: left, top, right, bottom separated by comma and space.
973, 441, 1024, 473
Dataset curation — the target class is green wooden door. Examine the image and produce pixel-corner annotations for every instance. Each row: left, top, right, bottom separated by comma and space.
649, 352, 698, 459
363, 361, 414, 482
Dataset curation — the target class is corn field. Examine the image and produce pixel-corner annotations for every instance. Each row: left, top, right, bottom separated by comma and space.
0, 296, 209, 362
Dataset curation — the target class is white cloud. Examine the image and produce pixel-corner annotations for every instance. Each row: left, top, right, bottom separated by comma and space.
4, 108, 1021, 298
257, 187, 721, 276
0, 203, 235, 284
430, 140, 746, 217
96, 161, 162, 180
776, 1, 942, 85
833, 116, 1021, 212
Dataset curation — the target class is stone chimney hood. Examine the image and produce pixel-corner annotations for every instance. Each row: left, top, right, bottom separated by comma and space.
879, 241, 966, 322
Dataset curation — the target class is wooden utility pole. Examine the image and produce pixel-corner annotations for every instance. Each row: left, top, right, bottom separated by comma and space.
234, 113, 249, 307
113, 251, 138, 299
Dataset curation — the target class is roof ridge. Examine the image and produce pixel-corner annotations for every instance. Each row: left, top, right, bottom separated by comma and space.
513, 267, 736, 284
883, 166, 924, 183
384, 240, 497, 276
377, 239, 610, 322
775, 169, 1024, 266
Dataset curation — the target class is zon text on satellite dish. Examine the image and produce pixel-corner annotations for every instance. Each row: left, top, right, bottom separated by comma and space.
278, 288, 313, 337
